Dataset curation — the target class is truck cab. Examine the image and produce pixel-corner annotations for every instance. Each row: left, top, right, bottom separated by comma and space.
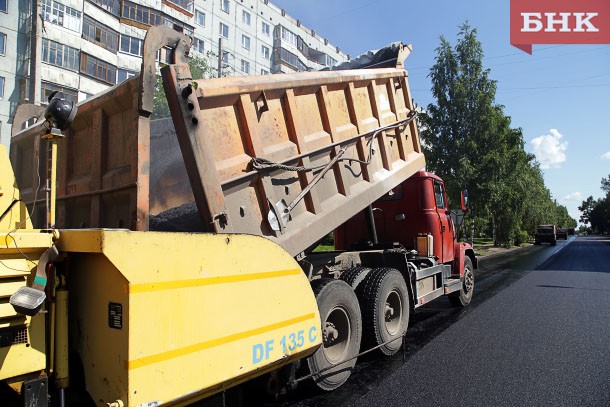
534, 225, 557, 245
336, 171, 469, 271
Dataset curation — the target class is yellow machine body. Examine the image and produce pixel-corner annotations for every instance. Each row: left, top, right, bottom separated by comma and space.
58, 229, 322, 406
0, 145, 52, 382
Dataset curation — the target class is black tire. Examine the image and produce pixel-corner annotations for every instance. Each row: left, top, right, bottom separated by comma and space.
449, 257, 474, 307
307, 279, 362, 391
356, 268, 409, 356
340, 266, 371, 290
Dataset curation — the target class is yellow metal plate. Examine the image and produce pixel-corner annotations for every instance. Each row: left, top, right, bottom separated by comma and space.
62, 230, 321, 406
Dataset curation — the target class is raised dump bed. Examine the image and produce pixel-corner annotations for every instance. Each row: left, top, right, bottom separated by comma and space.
11, 27, 425, 257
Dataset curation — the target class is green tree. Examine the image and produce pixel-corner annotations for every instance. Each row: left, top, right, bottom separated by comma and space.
579, 195, 596, 226
421, 23, 576, 246
580, 175, 610, 233
152, 55, 213, 119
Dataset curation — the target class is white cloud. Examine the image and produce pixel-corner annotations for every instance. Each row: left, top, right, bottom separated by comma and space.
531, 129, 567, 169
562, 192, 582, 201
602, 151, 610, 160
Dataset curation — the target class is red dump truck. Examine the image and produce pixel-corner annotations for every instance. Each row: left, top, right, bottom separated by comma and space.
2, 26, 476, 405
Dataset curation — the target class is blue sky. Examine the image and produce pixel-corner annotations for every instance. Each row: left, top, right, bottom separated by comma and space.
272, 0, 610, 224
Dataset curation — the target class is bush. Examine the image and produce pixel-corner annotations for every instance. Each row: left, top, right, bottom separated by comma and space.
513, 229, 529, 246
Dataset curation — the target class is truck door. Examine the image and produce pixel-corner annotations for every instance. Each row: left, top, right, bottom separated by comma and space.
433, 180, 454, 264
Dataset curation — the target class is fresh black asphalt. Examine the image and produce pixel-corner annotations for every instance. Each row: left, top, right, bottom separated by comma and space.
353, 236, 610, 406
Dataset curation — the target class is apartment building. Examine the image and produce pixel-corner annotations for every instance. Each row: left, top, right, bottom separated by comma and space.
0, 0, 349, 146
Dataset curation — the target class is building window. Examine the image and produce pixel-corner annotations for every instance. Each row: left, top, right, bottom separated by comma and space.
220, 0, 229, 13
193, 38, 204, 54
241, 34, 250, 50
117, 68, 137, 84
41, 81, 78, 105
0, 32, 5, 55
260, 69, 269, 75
0, 76, 4, 99
242, 10, 250, 25
261, 45, 269, 60
0, 0, 6, 13
278, 47, 307, 71
88, 0, 120, 17
281, 27, 298, 46
120, 35, 143, 56
222, 50, 229, 64
42, 38, 79, 71
42, 0, 82, 32
219, 22, 228, 38
261, 21, 270, 37
122, 0, 163, 27
122, 1, 195, 36
324, 55, 337, 67
83, 15, 119, 53
165, 0, 193, 13
80, 53, 117, 84
195, 9, 205, 26
241, 59, 249, 74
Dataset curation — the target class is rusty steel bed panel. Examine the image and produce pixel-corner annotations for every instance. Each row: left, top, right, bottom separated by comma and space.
9, 26, 191, 231
10, 77, 150, 230
162, 64, 425, 256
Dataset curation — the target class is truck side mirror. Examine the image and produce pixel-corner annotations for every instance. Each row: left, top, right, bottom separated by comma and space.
460, 190, 469, 212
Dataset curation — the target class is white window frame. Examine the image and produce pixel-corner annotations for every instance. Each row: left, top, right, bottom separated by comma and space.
241, 34, 250, 50
241, 59, 249, 74
42, 38, 80, 71
281, 27, 298, 46
0, 0, 7, 13
260, 69, 269, 75
120, 35, 144, 57
0, 32, 6, 56
220, 0, 229, 13
41, 0, 82, 33
261, 21, 270, 37
117, 68, 137, 84
261, 45, 269, 60
0, 76, 4, 99
242, 10, 250, 25
193, 38, 205, 54
195, 9, 205, 26
219, 22, 229, 39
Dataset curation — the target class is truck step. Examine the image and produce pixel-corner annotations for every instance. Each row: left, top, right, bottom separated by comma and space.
443, 278, 462, 294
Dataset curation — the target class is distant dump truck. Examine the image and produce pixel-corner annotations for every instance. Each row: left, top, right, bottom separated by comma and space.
556, 228, 568, 240
2, 26, 476, 406
535, 225, 557, 245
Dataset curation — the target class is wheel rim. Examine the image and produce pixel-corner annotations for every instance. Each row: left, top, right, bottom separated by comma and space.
464, 268, 474, 294
323, 305, 351, 364
384, 289, 403, 336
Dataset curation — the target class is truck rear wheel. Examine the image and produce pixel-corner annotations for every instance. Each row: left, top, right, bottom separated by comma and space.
449, 257, 474, 307
307, 279, 362, 391
356, 268, 409, 356
340, 266, 371, 289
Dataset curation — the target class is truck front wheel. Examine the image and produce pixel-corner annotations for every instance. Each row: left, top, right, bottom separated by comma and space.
449, 257, 474, 307
307, 279, 362, 391
356, 268, 409, 356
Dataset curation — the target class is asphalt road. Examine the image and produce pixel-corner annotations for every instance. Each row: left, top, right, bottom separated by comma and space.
268, 235, 610, 407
